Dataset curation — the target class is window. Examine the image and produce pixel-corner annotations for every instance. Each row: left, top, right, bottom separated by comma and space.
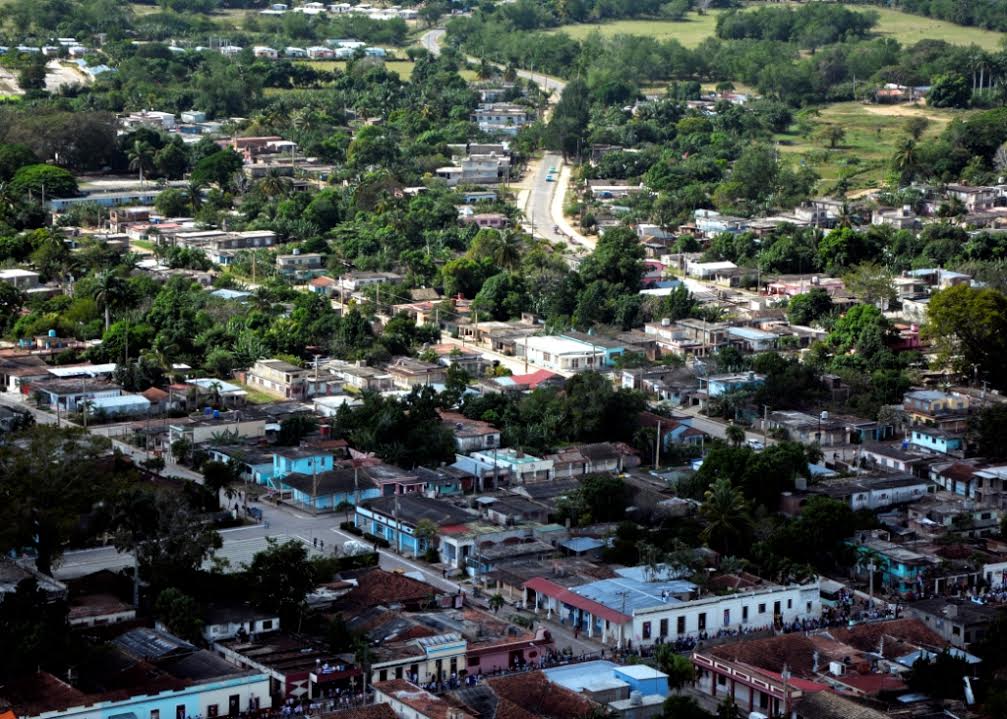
952, 626, 962, 636
262, 620, 273, 630
642, 621, 652, 640
698, 613, 707, 631
379, 669, 387, 681
151, 711, 160, 719
395, 667, 403, 679
806, 601, 812, 614
660, 618, 668, 637
787, 599, 792, 609
207, 705, 218, 718
468, 657, 480, 667
758, 603, 766, 614
176, 706, 186, 719
677, 616, 686, 635
742, 606, 749, 623
718, 675, 727, 686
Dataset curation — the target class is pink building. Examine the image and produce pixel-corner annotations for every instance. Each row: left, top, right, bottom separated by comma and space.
466, 627, 553, 674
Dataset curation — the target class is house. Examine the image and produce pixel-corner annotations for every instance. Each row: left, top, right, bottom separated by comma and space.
245, 358, 342, 400
337, 271, 403, 297
168, 412, 268, 455
802, 474, 932, 512
472, 103, 533, 136
461, 213, 509, 229
0, 268, 41, 289
2, 627, 271, 719
766, 410, 845, 447
516, 335, 605, 374
275, 252, 324, 279
280, 467, 381, 511
903, 389, 971, 432
469, 447, 553, 484
525, 566, 820, 648
727, 325, 779, 352
385, 357, 446, 389
208, 443, 276, 485
542, 660, 669, 714
307, 275, 339, 296
253, 45, 278, 58
702, 372, 765, 398
861, 444, 935, 478
907, 425, 966, 456
215, 632, 360, 700
684, 259, 739, 283
29, 378, 122, 412
479, 369, 564, 394
199, 604, 280, 642
558, 330, 627, 367
272, 446, 335, 480
873, 205, 919, 229
945, 184, 997, 211
354, 494, 476, 557
330, 362, 395, 392
439, 410, 500, 452
852, 534, 937, 596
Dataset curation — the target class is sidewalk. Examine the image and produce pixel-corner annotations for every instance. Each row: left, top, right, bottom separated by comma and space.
551, 165, 594, 251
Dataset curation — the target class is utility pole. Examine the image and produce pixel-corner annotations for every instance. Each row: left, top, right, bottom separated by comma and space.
654, 420, 661, 469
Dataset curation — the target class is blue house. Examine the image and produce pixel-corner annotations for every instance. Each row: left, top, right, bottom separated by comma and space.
704, 372, 765, 398
354, 494, 474, 556
272, 446, 334, 480
208, 445, 275, 485
908, 426, 965, 456
280, 467, 380, 511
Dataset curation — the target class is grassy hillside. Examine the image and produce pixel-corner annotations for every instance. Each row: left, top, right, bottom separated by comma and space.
549, 4, 1003, 49
774, 101, 964, 193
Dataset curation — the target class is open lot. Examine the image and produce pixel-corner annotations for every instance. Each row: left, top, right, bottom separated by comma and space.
550, 4, 1003, 49
774, 101, 964, 193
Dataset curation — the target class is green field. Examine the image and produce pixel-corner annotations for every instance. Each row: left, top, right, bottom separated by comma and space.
549, 11, 721, 48
774, 101, 963, 193
550, 4, 1004, 49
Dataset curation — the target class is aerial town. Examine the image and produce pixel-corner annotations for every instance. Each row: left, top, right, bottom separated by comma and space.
3, 1, 1007, 719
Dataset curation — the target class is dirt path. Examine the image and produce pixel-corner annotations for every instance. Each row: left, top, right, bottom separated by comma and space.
859, 103, 953, 123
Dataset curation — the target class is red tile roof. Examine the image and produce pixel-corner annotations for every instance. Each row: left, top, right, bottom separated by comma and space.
509, 369, 560, 388
342, 569, 439, 609
487, 671, 598, 718
522, 577, 630, 625
373, 680, 476, 719
141, 387, 169, 401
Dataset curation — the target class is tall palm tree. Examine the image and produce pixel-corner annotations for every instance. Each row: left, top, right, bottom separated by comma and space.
893, 138, 917, 183
186, 180, 205, 212
93, 270, 126, 332
127, 140, 155, 184
700, 478, 753, 556
493, 230, 522, 269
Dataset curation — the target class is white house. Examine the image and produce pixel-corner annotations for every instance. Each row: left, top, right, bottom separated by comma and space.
515, 335, 605, 374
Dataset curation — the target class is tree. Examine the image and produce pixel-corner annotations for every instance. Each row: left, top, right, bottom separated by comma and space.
724, 423, 745, 447
0, 283, 25, 333
655, 645, 696, 690
700, 477, 752, 555
245, 538, 318, 628
0, 143, 38, 182
662, 696, 711, 719
488, 593, 505, 613
111, 489, 222, 593
972, 403, 1007, 458
0, 427, 114, 575
928, 73, 972, 108
904, 116, 930, 141
844, 262, 895, 308
8, 164, 77, 200
155, 588, 204, 642
0, 578, 70, 681
16, 54, 48, 91
155, 187, 190, 217
787, 287, 833, 325
93, 270, 126, 333
414, 518, 440, 560
821, 125, 845, 149
191, 150, 244, 190
127, 140, 155, 183
579, 225, 645, 293
925, 285, 1007, 389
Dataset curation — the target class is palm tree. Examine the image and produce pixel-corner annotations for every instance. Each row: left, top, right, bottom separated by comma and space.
256, 170, 292, 199
186, 179, 205, 212
893, 138, 917, 183
725, 423, 746, 448
493, 230, 522, 269
127, 140, 155, 183
700, 478, 753, 556
93, 270, 125, 332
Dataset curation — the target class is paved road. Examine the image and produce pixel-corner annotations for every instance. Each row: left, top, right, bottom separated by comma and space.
420, 28, 567, 99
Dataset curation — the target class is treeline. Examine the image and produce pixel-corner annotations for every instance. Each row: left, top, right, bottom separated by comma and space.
448, 11, 987, 106
716, 4, 878, 49
466, 0, 738, 32
845, 0, 1007, 33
